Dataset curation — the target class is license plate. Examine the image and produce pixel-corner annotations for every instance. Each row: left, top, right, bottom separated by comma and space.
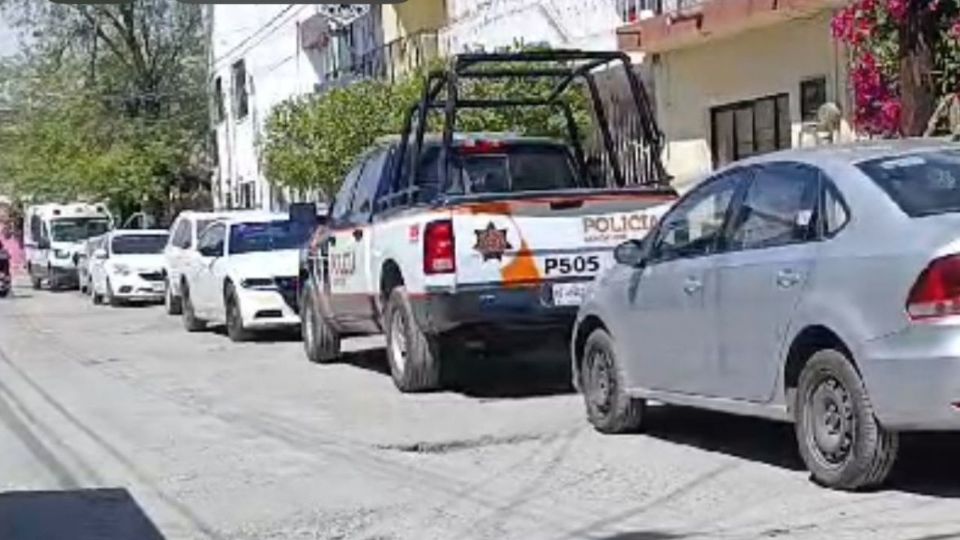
552, 282, 591, 307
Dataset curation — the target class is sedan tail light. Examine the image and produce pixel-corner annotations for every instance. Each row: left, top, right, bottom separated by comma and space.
424, 220, 455, 275
907, 254, 960, 319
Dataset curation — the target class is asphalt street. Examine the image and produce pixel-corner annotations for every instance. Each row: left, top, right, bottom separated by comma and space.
3, 281, 960, 540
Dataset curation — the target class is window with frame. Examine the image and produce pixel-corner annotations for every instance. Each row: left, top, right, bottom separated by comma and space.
711, 94, 791, 168
351, 149, 388, 223
171, 220, 191, 249
213, 77, 225, 123
800, 77, 827, 122
231, 60, 248, 120
822, 182, 849, 236
726, 163, 819, 251
330, 162, 365, 225
197, 223, 225, 256
652, 171, 743, 262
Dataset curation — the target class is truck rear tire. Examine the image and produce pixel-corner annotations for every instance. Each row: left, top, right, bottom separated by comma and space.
384, 287, 441, 393
29, 265, 41, 290
302, 282, 340, 363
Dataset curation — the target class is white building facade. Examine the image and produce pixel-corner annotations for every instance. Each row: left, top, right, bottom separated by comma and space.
440, 0, 654, 54
209, 4, 379, 211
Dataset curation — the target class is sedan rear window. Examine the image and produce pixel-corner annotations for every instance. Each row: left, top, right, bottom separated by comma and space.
858, 149, 960, 216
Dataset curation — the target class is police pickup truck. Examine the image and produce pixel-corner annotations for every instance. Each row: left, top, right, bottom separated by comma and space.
300, 133, 674, 392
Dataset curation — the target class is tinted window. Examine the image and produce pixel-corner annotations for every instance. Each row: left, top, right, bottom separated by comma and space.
331, 163, 364, 224
229, 220, 313, 255
653, 172, 743, 261
50, 217, 111, 242
448, 144, 580, 194
197, 224, 225, 257
171, 220, 191, 249
351, 149, 388, 222
726, 163, 819, 251
858, 150, 960, 216
112, 234, 169, 255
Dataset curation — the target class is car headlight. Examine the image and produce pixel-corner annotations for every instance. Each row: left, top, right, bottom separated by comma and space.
240, 277, 276, 290
111, 263, 131, 276
53, 249, 71, 259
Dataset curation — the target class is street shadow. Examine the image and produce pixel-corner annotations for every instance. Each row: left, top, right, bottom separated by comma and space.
888, 433, 960, 497
596, 532, 687, 540
639, 406, 960, 497
0, 488, 166, 540
641, 405, 804, 472
209, 325, 302, 343
334, 339, 574, 399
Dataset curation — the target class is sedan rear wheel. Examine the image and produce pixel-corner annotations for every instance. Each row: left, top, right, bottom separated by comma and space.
795, 349, 899, 490
582, 328, 645, 434
225, 287, 253, 343
181, 282, 207, 332
165, 279, 183, 315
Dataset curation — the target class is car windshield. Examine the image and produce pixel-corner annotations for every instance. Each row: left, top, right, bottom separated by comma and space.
229, 220, 312, 255
50, 217, 111, 242
111, 234, 168, 255
858, 149, 960, 216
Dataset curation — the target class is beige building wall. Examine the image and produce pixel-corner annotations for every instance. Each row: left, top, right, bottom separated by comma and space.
381, 0, 448, 43
654, 12, 853, 190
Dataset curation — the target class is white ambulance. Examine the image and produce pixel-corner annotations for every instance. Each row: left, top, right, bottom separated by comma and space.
24, 203, 113, 289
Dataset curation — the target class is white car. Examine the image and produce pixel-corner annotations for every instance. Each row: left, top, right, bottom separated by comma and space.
179, 212, 312, 341
77, 234, 107, 294
163, 210, 233, 315
89, 229, 170, 306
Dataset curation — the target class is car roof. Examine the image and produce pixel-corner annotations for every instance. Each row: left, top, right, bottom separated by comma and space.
733, 137, 960, 170
218, 212, 289, 225
374, 132, 566, 147
110, 229, 169, 237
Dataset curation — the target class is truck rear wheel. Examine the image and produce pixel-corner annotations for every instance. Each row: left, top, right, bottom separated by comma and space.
302, 282, 340, 363
29, 265, 41, 290
384, 287, 441, 393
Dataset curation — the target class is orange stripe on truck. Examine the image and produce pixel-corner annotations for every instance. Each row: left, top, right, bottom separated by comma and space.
500, 239, 541, 287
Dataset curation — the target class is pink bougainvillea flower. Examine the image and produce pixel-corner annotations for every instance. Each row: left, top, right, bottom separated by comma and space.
887, 0, 909, 22
950, 19, 960, 39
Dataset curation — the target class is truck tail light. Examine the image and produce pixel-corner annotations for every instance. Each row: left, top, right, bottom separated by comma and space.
424, 220, 455, 275
907, 254, 960, 320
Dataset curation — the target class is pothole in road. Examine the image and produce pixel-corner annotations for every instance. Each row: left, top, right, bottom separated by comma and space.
377, 432, 548, 454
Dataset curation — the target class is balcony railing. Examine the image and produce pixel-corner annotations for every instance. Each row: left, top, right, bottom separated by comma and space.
320, 30, 440, 91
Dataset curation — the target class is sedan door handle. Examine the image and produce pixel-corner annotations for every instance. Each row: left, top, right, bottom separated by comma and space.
683, 277, 702, 295
777, 269, 801, 288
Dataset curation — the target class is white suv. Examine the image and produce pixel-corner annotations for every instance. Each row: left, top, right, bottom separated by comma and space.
163, 210, 231, 314
178, 212, 312, 342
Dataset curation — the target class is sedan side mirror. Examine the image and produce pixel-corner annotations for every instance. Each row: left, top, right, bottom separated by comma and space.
93, 248, 108, 260
614, 239, 647, 267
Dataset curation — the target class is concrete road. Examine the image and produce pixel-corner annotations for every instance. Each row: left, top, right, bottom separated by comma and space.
2, 283, 960, 540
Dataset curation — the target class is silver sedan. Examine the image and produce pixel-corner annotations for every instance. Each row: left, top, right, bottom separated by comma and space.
572, 138, 960, 490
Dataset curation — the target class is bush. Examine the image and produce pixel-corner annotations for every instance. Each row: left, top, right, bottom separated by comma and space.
261, 58, 590, 197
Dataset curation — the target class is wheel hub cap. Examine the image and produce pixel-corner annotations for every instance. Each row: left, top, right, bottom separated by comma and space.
588, 349, 613, 412
809, 377, 854, 465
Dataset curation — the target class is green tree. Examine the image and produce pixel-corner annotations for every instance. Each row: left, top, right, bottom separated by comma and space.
0, 0, 209, 220
262, 57, 590, 196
